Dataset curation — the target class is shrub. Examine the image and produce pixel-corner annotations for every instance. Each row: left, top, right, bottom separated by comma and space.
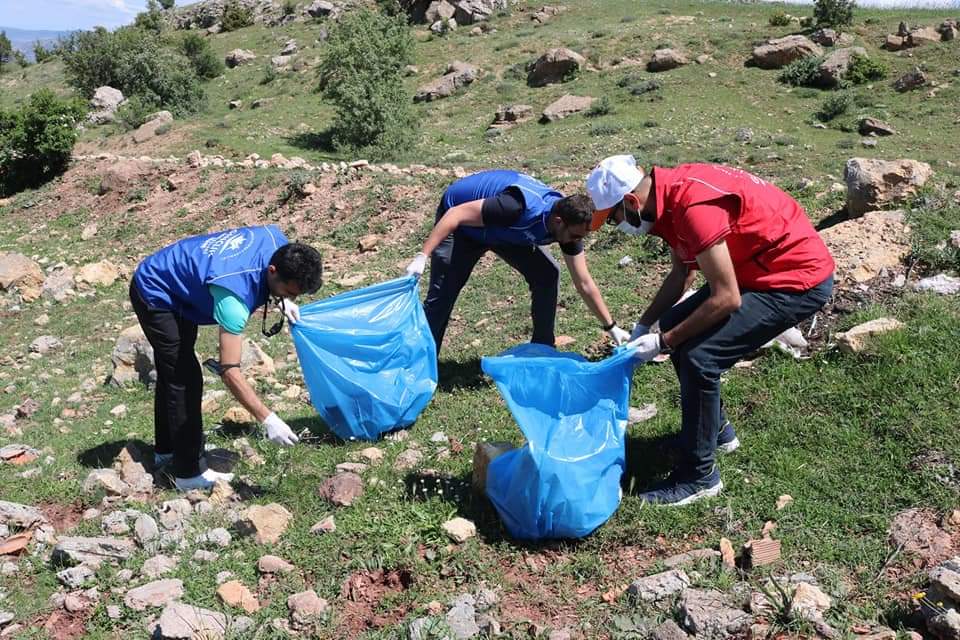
179, 32, 224, 79
813, 0, 856, 29
282, 0, 298, 15
0, 31, 11, 73
779, 55, 823, 87
134, 0, 165, 33
116, 95, 159, 130
221, 2, 254, 32
846, 53, 887, 84
589, 123, 622, 137
769, 11, 792, 27
585, 96, 613, 117
816, 92, 851, 121
159, 0, 175, 8
13, 50, 30, 68
33, 41, 54, 63
0, 89, 87, 196
317, 9, 417, 159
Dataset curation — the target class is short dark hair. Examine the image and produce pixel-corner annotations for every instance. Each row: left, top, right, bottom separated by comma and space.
270, 243, 323, 294
553, 194, 594, 227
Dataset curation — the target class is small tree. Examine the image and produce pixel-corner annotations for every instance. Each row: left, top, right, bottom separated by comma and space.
0, 32, 12, 74
0, 89, 86, 196
33, 41, 53, 63
221, 2, 254, 31
813, 0, 856, 29
159, 0, 176, 8
13, 50, 30, 68
179, 32, 224, 79
135, 0, 166, 33
317, 9, 418, 159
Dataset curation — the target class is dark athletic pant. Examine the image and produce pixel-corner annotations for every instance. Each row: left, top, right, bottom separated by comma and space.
423, 209, 561, 351
659, 275, 834, 479
129, 281, 204, 478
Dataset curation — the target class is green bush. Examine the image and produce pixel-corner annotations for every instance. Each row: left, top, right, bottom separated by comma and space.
585, 96, 613, 117
221, 2, 254, 32
0, 31, 11, 73
179, 32, 224, 79
159, 0, 175, 8
813, 0, 856, 29
0, 89, 86, 196
13, 50, 30, 68
282, 0, 298, 16
134, 0, 165, 33
778, 55, 823, 87
846, 53, 887, 85
816, 92, 851, 121
260, 64, 278, 85
33, 41, 54, 63
116, 95, 159, 130
589, 123, 623, 137
768, 11, 792, 27
317, 9, 418, 159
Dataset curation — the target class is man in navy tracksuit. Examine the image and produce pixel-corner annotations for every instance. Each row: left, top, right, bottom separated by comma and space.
130, 225, 322, 490
405, 170, 629, 351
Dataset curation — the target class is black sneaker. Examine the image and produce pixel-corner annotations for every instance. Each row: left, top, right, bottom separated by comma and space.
716, 421, 740, 454
638, 466, 723, 506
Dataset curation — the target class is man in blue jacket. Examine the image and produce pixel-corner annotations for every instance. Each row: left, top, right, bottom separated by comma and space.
130, 225, 323, 490
405, 170, 629, 351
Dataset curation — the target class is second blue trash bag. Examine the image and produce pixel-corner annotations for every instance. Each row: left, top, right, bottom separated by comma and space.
291, 276, 438, 441
481, 343, 636, 540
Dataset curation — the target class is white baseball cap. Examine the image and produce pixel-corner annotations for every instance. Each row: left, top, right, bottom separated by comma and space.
585, 154, 646, 230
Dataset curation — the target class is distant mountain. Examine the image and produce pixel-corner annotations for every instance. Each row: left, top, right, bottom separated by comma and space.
0, 26, 74, 61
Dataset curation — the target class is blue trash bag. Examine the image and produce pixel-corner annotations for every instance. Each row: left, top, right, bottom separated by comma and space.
480, 343, 636, 540
291, 276, 438, 441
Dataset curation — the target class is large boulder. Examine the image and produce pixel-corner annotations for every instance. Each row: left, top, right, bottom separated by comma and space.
908, 26, 943, 46
750, 35, 822, 69
132, 111, 173, 144
453, 0, 504, 25
0, 500, 46, 529
414, 61, 481, 102
305, 0, 336, 18
540, 94, 595, 123
52, 536, 135, 568
425, 0, 456, 22
0, 253, 44, 302
844, 158, 933, 217
110, 325, 156, 387
819, 210, 910, 283
526, 48, 585, 87
88, 86, 125, 125
817, 47, 867, 87
647, 48, 689, 72
225, 49, 257, 68
893, 67, 927, 92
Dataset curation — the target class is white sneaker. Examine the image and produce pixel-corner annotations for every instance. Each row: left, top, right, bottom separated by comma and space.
174, 468, 234, 491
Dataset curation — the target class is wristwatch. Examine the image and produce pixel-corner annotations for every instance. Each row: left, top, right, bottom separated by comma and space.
601, 321, 617, 332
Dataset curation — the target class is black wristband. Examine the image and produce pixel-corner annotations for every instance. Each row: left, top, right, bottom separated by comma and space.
658, 333, 673, 354
601, 321, 617, 331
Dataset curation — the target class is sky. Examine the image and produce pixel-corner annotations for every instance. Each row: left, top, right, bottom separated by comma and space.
0, 0, 151, 31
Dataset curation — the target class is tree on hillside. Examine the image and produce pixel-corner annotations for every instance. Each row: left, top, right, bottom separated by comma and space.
813, 0, 856, 29
13, 50, 30, 68
0, 32, 12, 74
159, 0, 176, 8
317, 8, 418, 159
135, 0, 166, 33
33, 41, 54, 63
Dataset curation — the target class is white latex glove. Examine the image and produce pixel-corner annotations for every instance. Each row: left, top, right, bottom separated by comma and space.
629, 322, 651, 342
627, 333, 662, 362
263, 412, 299, 446
405, 252, 427, 278
607, 324, 630, 346
282, 298, 300, 324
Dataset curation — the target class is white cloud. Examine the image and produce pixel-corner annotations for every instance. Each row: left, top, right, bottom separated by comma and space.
60, 0, 146, 15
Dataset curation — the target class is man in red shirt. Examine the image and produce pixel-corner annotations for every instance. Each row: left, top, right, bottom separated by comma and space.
587, 155, 835, 506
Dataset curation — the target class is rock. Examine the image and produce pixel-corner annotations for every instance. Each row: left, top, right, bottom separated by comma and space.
425, 0, 456, 22
53, 536, 135, 568
34, 312, 50, 326
258, 555, 295, 574
225, 49, 257, 68
915, 274, 960, 296
306, 0, 336, 18
271, 55, 291, 69
627, 569, 691, 603
360, 447, 384, 464
446, 594, 481, 638
680, 589, 752, 637
818, 47, 867, 87
893, 67, 927, 92
29, 335, 62, 356
820, 210, 910, 283
844, 158, 932, 217
198, 528, 232, 548
142, 554, 177, 578
443, 517, 477, 543
527, 48, 585, 87
223, 406, 253, 424
57, 565, 95, 589
358, 234, 380, 252
287, 590, 329, 627
492, 104, 533, 126
719, 537, 736, 569
124, 579, 183, 611
743, 538, 781, 569
663, 549, 722, 569
217, 580, 260, 613
472, 442, 514, 492
241, 338, 275, 377
627, 404, 657, 424
810, 28, 839, 46
836, 318, 905, 354
156, 602, 227, 640
82, 469, 130, 496
15, 398, 39, 419
950, 230, 960, 249
909, 26, 942, 46
394, 448, 423, 471
735, 127, 753, 143
859, 118, 896, 136
0, 253, 44, 301
0, 446, 41, 467
158, 498, 192, 531
228, 100, 242, 110
648, 48, 689, 72
101, 510, 131, 535
115, 442, 153, 493
884, 35, 906, 51
192, 550, 218, 563
110, 325, 156, 386
0, 501, 45, 529
76, 260, 120, 287
414, 61, 481, 102
88, 86, 125, 124
929, 610, 960, 640
541, 94, 595, 123
651, 619, 691, 640
318, 472, 364, 507
237, 503, 292, 544
311, 515, 336, 534
281, 40, 298, 56
132, 111, 173, 144
750, 35, 822, 69
890, 508, 953, 566
42, 266, 76, 301
453, 0, 500, 25
776, 495, 793, 510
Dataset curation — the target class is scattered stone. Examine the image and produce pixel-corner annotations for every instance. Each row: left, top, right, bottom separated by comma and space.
258, 555, 295, 574
311, 516, 336, 534
306, 0, 336, 18
101, 510, 131, 535
811, 28, 839, 46
287, 590, 329, 627
776, 495, 793, 510
198, 528, 232, 548
893, 67, 927, 92
53, 536, 135, 568
492, 104, 534, 128
217, 580, 260, 613
110, 325, 156, 386
680, 589, 752, 637
225, 49, 257, 68
527, 48, 585, 87
627, 404, 657, 424
156, 602, 227, 640
628, 569, 691, 603
228, 100, 242, 110
237, 503, 293, 544
472, 441, 514, 492
115, 442, 153, 493
541, 94, 595, 122
618, 255, 633, 267
88, 86, 125, 124
319, 472, 364, 507
358, 234, 380, 252
818, 47, 868, 87
0, 252, 45, 302
82, 469, 129, 496
414, 61, 481, 102
836, 318, 905, 354
142, 554, 177, 578
222, 406, 253, 424
57, 565, 95, 589
443, 517, 477, 543
157, 498, 192, 531
75, 260, 120, 287
271, 55, 292, 69
106, 605, 121, 619
915, 274, 960, 296
743, 538, 781, 568
890, 508, 953, 565
124, 579, 184, 611
446, 594, 481, 638
651, 619, 691, 640
132, 111, 173, 144
192, 550, 219, 564
360, 447, 384, 464
820, 210, 910, 283
791, 582, 832, 619
720, 537, 737, 569
859, 118, 896, 136
42, 266, 76, 302
0, 446, 41, 467
750, 35, 822, 69
394, 448, 424, 471
663, 549, 722, 570
29, 335, 62, 354
648, 48, 689, 72
844, 158, 933, 217
34, 313, 50, 326
241, 338, 275, 377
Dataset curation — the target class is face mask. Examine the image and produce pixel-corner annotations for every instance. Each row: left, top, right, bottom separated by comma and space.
616, 219, 654, 236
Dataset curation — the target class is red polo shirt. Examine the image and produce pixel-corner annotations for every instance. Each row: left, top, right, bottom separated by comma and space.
649, 164, 835, 291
